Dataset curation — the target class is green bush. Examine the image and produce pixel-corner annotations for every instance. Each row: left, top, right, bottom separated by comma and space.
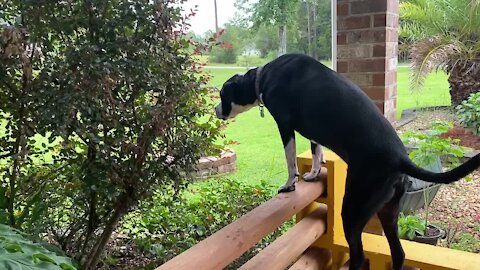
0, 224, 76, 270
209, 46, 238, 64
121, 179, 292, 268
456, 92, 480, 134
2, 1, 221, 268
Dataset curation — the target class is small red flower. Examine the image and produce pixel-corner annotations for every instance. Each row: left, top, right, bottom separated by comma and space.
220, 42, 233, 49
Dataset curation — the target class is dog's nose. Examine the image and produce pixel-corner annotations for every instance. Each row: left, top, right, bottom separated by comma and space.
215, 104, 224, 119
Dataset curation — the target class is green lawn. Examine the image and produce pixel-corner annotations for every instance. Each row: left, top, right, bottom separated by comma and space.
205, 65, 451, 186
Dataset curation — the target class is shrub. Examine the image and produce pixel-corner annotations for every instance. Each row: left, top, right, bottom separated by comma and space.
121, 179, 292, 268
1, 1, 221, 268
209, 46, 238, 64
456, 92, 480, 135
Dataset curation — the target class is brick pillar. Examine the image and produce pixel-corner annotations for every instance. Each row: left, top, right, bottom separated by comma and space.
336, 0, 399, 124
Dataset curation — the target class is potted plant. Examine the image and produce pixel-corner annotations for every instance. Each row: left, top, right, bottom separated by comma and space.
398, 213, 444, 245
400, 121, 465, 213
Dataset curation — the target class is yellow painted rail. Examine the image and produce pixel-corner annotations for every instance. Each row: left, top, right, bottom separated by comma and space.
156, 150, 480, 270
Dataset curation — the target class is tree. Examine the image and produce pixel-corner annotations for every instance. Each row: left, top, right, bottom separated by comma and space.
209, 22, 253, 64
1, 0, 221, 269
254, 25, 279, 58
238, 0, 299, 56
294, 0, 331, 60
401, 0, 480, 105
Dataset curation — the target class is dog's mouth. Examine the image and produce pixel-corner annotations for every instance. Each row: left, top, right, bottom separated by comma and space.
215, 104, 228, 120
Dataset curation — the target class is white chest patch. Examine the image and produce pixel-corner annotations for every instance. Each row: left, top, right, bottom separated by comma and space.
228, 102, 256, 119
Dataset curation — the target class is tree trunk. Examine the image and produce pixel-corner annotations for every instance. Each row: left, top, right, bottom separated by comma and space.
214, 0, 219, 33
307, 2, 312, 57
82, 194, 132, 269
311, 2, 317, 60
448, 61, 480, 106
278, 25, 287, 56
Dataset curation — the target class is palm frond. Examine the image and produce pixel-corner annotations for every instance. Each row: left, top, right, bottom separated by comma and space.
409, 37, 462, 91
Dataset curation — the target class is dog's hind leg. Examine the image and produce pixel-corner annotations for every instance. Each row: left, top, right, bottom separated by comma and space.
342, 169, 395, 270
303, 141, 324, 181
277, 125, 299, 193
377, 177, 407, 270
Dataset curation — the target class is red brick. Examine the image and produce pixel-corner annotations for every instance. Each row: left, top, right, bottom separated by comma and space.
374, 101, 385, 113
338, 3, 350, 16
346, 29, 386, 44
387, 57, 398, 71
386, 28, 398, 42
345, 73, 373, 87
372, 72, 397, 87
197, 158, 213, 170
384, 42, 398, 57
363, 87, 387, 100
385, 98, 397, 113
338, 45, 372, 59
385, 84, 398, 99
338, 15, 371, 30
348, 59, 386, 72
373, 14, 386, 27
387, 13, 399, 28
373, 44, 386, 57
212, 156, 229, 167
388, 0, 400, 13
372, 73, 385, 86
351, 0, 387, 14
385, 109, 397, 125
385, 71, 397, 85
337, 33, 347, 45
337, 61, 348, 73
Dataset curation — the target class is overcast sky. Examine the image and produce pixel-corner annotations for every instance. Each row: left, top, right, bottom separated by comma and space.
182, 0, 237, 35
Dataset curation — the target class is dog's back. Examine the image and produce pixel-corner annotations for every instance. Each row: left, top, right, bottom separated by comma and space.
261, 54, 407, 165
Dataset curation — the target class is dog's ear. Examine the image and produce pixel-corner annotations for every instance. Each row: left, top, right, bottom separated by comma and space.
220, 74, 244, 98
225, 74, 243, 84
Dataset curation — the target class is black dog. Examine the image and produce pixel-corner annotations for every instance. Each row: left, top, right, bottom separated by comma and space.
215, 54, 479, 270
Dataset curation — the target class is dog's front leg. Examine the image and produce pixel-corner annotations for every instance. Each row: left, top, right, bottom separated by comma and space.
278, 126, 299, 193
303, 141, 325, 181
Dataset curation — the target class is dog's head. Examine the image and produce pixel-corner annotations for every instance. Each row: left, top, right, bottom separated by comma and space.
215, 72, 257, 120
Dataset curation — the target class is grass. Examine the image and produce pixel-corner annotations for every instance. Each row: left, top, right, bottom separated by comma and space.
204, 64, 451, 187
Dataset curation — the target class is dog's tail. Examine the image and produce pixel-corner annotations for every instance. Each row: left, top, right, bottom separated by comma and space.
401, 153, 480, 184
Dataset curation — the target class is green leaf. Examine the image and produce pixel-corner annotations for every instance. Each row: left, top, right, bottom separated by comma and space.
60, 262, 77, 270
4, 243, 24, 253
32, 253, 57, 264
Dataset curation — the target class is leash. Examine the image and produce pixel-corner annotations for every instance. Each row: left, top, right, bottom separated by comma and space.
255, 66, 265, 118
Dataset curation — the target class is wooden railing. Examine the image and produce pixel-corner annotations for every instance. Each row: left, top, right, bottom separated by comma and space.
156, 151, 480, 270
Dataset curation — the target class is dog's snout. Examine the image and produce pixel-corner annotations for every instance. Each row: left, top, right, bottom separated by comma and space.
215, 104, 224, 120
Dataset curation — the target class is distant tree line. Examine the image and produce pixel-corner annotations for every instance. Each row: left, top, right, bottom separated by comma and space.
202, 0, 332, 64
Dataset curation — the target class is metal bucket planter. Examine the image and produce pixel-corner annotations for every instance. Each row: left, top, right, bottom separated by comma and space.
399, 154, 443, 213
399, 183, 441, 214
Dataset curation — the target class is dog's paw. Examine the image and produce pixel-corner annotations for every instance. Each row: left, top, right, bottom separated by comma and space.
278, 184, 296, 193
303, 171, 320, 182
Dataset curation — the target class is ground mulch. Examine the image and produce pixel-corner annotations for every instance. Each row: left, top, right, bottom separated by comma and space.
397, 108, 480, 251
440, 126, 480, 150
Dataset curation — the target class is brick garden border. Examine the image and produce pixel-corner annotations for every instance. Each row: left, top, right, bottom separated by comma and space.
196, 150, 236, 179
